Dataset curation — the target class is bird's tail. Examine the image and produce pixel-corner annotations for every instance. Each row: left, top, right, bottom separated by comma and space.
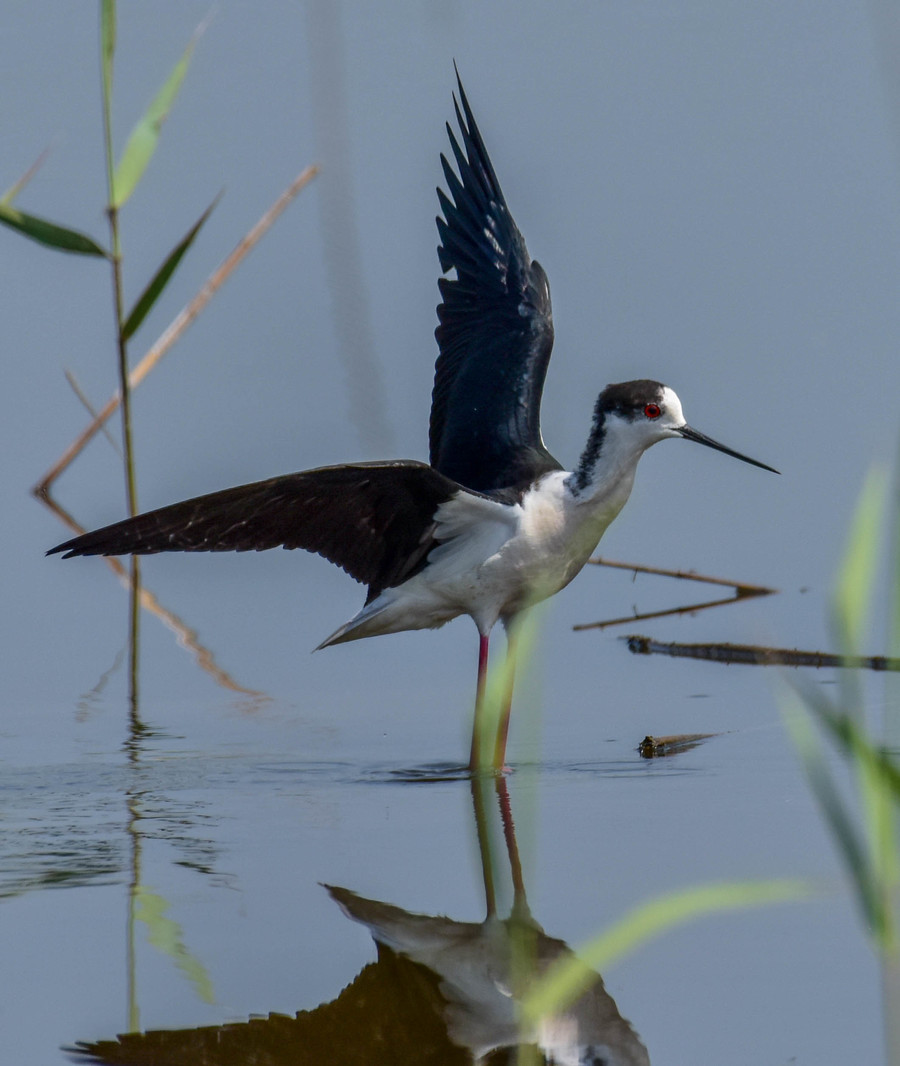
315, 597, 395, 650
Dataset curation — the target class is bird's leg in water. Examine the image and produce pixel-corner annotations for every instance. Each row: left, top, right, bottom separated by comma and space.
469, 632, 491, 771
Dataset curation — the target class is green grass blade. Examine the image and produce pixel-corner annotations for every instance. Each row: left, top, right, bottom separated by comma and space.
112, 29, 199, 207
834, 467, 888, 651
0, 202, 108, 257
521, 879, 807, 1023
472, 609, 540, 771
122, 192, 221, 340
784, 695, 888, 940
793, 674, 900, 798
806, 698, 900, 804
859, 752, 898, 947
840, 703, 900, 949
135, 886, 215, 1004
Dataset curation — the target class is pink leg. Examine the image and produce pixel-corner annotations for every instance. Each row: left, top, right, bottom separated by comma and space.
492, 624, 518, 771
469, 632, 491, 771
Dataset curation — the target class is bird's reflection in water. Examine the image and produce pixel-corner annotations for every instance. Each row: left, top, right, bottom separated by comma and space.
70, 776, 649, 1066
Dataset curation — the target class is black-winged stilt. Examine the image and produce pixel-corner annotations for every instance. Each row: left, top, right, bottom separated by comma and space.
49, 75, 777, 771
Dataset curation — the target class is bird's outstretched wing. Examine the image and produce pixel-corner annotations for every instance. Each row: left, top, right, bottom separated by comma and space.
48, 461, 462, 603
431, 72, 560, 494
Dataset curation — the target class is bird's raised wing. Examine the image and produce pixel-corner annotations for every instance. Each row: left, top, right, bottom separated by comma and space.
48, 461, 463, 603
431, 73, 560, 494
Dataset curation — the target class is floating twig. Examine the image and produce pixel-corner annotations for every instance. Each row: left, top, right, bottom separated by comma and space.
576, 558, 776, 632
625, 635, 900, 672
574, 593, 764, 632
588, 556, 776, 596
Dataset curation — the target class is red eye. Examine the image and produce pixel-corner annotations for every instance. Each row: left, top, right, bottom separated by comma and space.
644, 403, 661, 419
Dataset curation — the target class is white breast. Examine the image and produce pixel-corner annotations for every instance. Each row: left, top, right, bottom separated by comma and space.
426, 471, 625, 629
488, 471, 616, 610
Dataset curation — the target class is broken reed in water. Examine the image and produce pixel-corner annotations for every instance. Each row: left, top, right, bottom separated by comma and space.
625, 635, 900, 672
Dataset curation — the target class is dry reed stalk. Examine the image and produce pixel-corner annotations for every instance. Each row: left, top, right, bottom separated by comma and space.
33, 164, 319, 499
42, 492, 264, 697
588, 555, 776, 595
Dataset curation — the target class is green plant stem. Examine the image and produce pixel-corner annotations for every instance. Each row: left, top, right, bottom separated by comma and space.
100, 1, 141, 712
100, 21, 137, 518
109, 232, 138, 515
106, 205, 142, 710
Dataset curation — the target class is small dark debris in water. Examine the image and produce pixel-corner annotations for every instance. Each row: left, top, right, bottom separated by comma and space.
625, 635, 900, 672
638, 733, 718, 758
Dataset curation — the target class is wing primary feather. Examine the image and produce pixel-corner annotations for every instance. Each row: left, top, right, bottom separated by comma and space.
48, 462, 467, 602
431, 72, 560, 493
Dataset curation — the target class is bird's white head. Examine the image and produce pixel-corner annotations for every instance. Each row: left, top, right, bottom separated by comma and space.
569, 379, 777, 496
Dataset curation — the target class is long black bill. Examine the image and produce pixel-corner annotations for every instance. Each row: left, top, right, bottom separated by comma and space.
678, 425, 779, 474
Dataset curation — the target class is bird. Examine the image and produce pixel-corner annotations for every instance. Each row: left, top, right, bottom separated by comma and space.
49, 73, 777, 772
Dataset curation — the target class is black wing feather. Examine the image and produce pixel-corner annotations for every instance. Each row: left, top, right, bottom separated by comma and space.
431, 73, 560, 493
48, 461, 461, 603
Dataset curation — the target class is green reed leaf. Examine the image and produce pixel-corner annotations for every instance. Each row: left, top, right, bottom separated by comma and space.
784, 694, 889, 943
0, 202, 108, 256
112, 30, 198, 207
834, 467, 888, 652
122, 192, 221, 340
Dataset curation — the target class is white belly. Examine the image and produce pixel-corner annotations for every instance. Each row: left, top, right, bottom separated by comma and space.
320, 470, 634, 647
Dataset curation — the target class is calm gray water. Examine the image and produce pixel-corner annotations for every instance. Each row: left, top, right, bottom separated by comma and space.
3, 2, 899, 1062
